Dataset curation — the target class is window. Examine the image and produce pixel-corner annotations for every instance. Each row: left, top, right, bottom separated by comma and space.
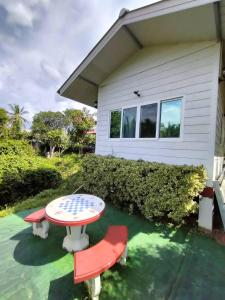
110, 110, 121, 138
159, 98, 182, 138
140, 103, 158, 138
109, 98, 183, 140
122, 107, 137, 138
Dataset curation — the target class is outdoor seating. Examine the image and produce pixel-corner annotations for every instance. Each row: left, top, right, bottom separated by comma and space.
24, 208, 49, 239
74, 225, 128, 300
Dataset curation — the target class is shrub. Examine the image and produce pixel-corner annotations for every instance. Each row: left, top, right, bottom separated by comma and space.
0, 139, 34, 156
82, 155, 207, 223
0, 154, 62, 206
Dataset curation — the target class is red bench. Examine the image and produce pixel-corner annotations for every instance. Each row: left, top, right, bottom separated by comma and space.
24, 208, 49, 239
74, 225, 128, 300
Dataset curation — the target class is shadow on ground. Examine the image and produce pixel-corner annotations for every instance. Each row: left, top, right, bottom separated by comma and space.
11, 225, 66, 266
0, 203, 225, 300
48, 271, 87, 300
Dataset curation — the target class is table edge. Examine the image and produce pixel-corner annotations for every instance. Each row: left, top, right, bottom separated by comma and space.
45, 208, 105, 227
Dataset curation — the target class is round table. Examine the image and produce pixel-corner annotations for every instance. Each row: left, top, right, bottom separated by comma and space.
45, 194, 105, 252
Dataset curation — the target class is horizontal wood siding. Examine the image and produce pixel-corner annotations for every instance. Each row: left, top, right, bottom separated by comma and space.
96, 42, 220, 178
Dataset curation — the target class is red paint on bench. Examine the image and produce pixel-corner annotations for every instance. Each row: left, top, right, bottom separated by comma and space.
200, 187, 214, 199
24, 208, 46, 223
74, 225, 128, 284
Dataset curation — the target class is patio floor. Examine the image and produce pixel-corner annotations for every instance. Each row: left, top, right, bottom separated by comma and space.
1, 204, 225, 300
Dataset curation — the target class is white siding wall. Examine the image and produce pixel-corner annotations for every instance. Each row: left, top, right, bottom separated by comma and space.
214, 82, 225, 179
96, 42, 220, 179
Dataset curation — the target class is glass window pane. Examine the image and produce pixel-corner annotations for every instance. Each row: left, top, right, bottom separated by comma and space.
122, 107, 137, 138
110, 110, 121, 138
140, 103, 157, 138
159, 98, 182, 138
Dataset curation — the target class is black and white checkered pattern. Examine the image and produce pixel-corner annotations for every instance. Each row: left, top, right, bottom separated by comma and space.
58, 195, 94, 215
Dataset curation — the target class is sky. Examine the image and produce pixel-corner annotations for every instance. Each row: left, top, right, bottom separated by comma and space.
0, 0, 160, 127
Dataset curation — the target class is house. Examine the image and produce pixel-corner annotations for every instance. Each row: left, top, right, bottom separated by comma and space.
58, 0, 225, 182
87, 129, 96, 135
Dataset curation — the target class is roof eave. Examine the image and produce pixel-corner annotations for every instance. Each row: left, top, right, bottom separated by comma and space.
57, 0, 222, 106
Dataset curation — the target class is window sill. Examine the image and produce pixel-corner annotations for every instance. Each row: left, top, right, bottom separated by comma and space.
108, 137, 182, 142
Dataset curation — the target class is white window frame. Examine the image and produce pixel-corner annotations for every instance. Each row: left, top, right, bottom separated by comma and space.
121, 105, 138, 139
138, 102, 159, 140
108, 109, 122, 140
108, 96, 184, 141
158, 97, 184, 142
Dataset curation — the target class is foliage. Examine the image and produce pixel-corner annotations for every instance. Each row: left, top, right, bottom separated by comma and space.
82, 155, 207, 223
110, 110, 121, 138
32, 111, 66, 135
0, 139, 34, 156
64, 108, 95, 145
160, 122, 180, 138
0, 154, 82, 216
46, 129, 69, 156
0, 108, 9, 139
0, 154, 62, 206
0, 108, 9, 127
32, 111, 68, 156
8, 104, 28, 139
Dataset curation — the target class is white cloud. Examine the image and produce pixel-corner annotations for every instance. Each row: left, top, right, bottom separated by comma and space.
5, 2, 35, 27
0, 0, 160, 127
0, 0, 50, 28
23, 102, 38, 123
40, 60, 61, 81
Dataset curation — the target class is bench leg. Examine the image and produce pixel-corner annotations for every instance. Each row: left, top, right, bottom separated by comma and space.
119, 245, 128, 266
86, 276, 101, 300
32, 220, 49, 239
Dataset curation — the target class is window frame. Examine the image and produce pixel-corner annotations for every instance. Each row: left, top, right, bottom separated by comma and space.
108, 109, 122, 139
138, 102, 159, 139
121, 105, 138, 139
158, 97, 183, 141
108, 96, 184, 141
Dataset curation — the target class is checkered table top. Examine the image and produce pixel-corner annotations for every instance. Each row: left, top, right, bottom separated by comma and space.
45, 194, 105, 224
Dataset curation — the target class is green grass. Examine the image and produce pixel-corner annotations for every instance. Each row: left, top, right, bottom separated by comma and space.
0, 154, 83, 218
0, 204, 225, 299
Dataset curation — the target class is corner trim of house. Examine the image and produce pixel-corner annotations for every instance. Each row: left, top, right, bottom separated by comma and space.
213, 1, 222, 42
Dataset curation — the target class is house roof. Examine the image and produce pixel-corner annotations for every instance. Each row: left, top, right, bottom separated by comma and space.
58, 0, 225, 108
87, 129, 96, 135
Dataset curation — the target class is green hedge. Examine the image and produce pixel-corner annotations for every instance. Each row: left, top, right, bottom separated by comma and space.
0, 154, 62, 206
82, 155, 207, 223
0, 140, 34, 156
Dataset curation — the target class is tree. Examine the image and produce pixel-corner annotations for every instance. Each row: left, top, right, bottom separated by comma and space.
32, 111, 68, 157
64, 108, 95, 146
47, 129, 69, 157
0, 108, 9, 139
8, 104, 28, 139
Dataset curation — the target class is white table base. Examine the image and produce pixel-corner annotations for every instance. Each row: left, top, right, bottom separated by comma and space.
62, 225, 89, 252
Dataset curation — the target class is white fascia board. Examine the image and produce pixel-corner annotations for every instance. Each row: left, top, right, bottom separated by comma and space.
124, 0, 220, 24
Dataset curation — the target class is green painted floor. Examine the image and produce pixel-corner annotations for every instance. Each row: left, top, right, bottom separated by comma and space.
1, 205, 225, 300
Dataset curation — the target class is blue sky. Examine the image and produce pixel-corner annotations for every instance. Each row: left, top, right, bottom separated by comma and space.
0, 0, 159, 127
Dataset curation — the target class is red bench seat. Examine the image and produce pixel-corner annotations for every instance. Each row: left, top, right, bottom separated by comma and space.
74, 225, 128, 284
74, 225, 128, 300
24, 208, 46, 223
24, 208, 49, 239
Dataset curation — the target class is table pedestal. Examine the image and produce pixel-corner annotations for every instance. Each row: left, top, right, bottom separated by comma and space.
62, 225, 89, 252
